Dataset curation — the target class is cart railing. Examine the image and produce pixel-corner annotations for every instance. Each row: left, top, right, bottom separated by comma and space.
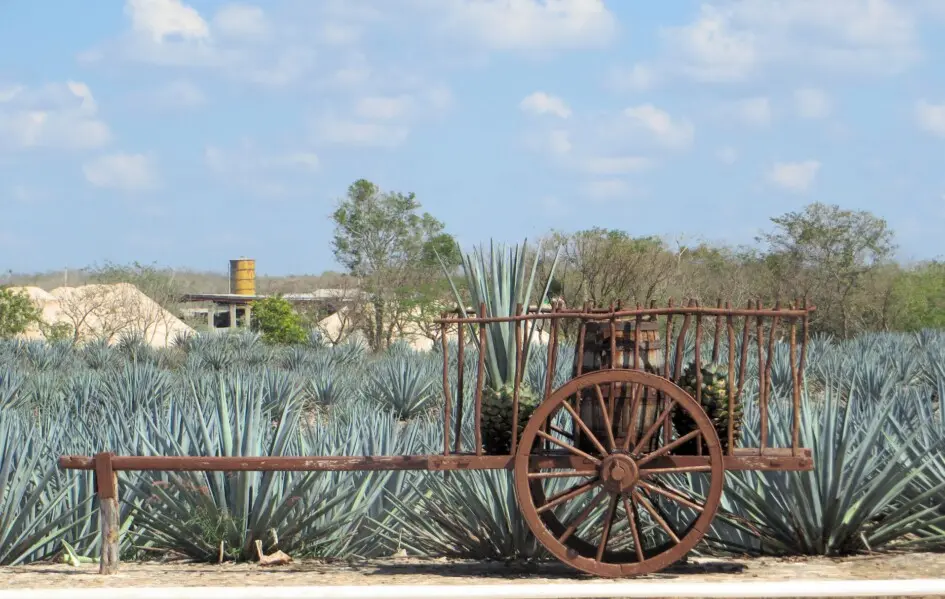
434, 298, 815, 460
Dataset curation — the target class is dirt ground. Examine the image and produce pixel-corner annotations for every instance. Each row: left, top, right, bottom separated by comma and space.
2, 552, 945, 589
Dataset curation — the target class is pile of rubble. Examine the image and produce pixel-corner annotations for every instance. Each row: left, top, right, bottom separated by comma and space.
8, 283, 193, 348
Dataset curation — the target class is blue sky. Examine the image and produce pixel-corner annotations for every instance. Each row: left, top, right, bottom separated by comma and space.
2, 0, 945, 276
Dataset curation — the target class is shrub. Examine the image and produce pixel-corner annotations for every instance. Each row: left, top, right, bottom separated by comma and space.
0, 288, 40, 339
251, 296, 307, 345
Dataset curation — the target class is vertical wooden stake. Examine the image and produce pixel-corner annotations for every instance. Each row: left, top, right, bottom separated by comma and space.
94, 452, 119, 575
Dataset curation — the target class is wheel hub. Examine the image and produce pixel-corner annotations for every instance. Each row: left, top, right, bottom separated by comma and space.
599, 454, 639, 494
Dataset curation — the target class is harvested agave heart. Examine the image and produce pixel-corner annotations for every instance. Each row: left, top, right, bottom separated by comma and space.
672, 360, 742, 454
480, 382, 540, 455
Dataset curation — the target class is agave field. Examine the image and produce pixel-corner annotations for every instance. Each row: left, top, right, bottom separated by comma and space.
1, 327, 945, 567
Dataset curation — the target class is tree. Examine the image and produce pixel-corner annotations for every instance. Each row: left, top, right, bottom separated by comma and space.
0, 287, 40, 338
886, 261, 945, 331
331, 179, 458, 351
541, 228, 680, 309
674, 243, 764, 308
251, 296, 307, 345
758, 202, 895, 337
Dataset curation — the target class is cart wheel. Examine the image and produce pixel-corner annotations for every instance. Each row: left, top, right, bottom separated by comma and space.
514, 369, 724, 578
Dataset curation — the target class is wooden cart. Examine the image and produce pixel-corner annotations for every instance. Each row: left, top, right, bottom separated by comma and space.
59, 299, 814, 578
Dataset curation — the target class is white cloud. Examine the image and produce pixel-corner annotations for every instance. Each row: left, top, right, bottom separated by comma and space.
312, 119, 410, 147
11, 184, 39, 204
151, 80, 206, 109
125, 0, 209, 43
425, 85, 454, 113
659, 0, 919, 83
315, 84, 452, 147
434, 0, 617, 52
583, 178, 630, 200
82, 0, 314, 88
581, 156, 653, 175
716, 146, 738, 164
452, 0, 616, 51
66, 81, 98, 113
317, 22, 362, 45
547, 130, 572, 155
732, 96, 771, 126
794, 88, 831, 119
206, 143, 319, 173
662, 5, 757, 82
0, 81, 111, 151
767, 160, 821, 192
281, 152, 320, 171
519, 92, 571, 118
608, 63, 658, 92
916, 99, 945, 137
83, 153, 159, 191
204, 142, 319, 197
0, 85, 23, 102
355, 95, 414, 120
622, 104, 694, 149
212, 4, 269, 41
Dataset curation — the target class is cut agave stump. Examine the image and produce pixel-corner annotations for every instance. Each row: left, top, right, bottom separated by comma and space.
572, 319, 666, 456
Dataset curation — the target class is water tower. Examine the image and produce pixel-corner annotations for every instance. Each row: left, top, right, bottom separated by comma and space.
229, 258, 256, 296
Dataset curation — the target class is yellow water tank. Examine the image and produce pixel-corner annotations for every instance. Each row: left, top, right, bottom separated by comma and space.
229, 258, 256, 296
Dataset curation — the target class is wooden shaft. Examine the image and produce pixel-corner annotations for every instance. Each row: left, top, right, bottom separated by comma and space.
755, 303, 766, 451
474, 303, 486, 456
94, 452, 119, 575
712, 298, 723, 363
726, 304, 736, 456
454, 316, 465, 454
790, 309, 800, 455
441, 318, 452, 456
511, 303, 523, 455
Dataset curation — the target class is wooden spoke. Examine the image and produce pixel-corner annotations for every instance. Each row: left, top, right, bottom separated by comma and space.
620, 383, 644, 452
636, 429, 702, 467
593, 384, 617, 451
638, 480, 705, 513
537, 479, 602, 514
596, 495, 620, 561
536, 430, 602, 465
558, 489, 608, 543
633, 489, 680, 543
559, 400, 608, 457
528, 470, 598, 480
623, 495, 645, 563
549, 425, 574, 440
640, 465, 714, 475
631, 401, 677, 456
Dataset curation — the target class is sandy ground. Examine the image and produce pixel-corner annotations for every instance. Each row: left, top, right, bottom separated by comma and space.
3, 552, 945, 589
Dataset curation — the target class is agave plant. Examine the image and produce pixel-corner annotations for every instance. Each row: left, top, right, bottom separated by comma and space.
123, 370, 375, 561
439, 239, 561, 454
306, 353, 353, 408
80, 338, 118, 371
363, 354, 440, 420
0, 369, 25, 412
723, 371, 945, 555
0, 413, 86, 565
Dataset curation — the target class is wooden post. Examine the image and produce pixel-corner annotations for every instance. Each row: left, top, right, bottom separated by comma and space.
94, 452, 120, 575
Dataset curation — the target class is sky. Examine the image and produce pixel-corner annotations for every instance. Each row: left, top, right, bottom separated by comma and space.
2, 0, 945, 276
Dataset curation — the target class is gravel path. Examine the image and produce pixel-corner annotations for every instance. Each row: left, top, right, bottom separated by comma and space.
3, 552, 945, 589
